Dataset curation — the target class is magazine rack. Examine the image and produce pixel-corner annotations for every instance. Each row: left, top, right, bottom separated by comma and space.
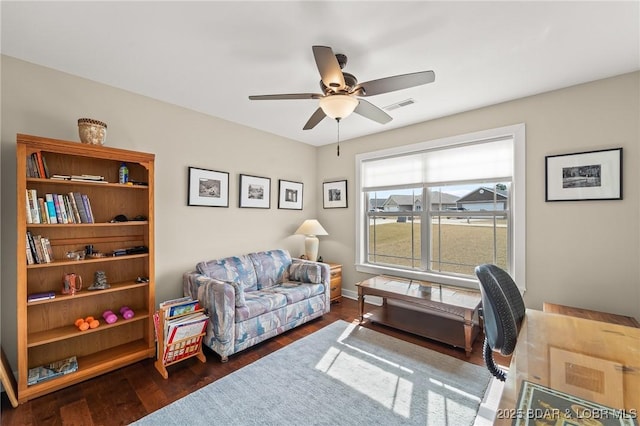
153, 305, 207, 379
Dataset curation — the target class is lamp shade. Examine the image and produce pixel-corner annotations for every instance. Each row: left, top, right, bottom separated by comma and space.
319, 94, 359, 119
295, 219, 328, 236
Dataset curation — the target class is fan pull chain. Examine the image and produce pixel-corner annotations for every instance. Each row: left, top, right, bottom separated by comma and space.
336, 118, 341, 157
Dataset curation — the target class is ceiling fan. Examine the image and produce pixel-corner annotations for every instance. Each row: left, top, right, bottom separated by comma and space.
248, 45, 436, 130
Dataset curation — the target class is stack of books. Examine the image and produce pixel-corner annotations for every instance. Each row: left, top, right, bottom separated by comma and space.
50, 174, 107, 184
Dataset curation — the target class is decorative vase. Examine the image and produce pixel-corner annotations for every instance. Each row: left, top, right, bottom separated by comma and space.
78, 118, 107, 145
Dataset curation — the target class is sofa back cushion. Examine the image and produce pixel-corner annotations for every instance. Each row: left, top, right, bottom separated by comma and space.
249, 250, 292, 289
196, 255, 258, 291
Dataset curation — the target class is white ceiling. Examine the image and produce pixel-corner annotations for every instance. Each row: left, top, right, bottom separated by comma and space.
2, 1, 639, 146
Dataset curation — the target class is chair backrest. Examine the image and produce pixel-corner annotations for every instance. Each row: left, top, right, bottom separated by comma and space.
475, 264, 525, 381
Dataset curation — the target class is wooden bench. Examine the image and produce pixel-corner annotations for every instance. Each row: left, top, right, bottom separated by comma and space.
542, 302, 640, 328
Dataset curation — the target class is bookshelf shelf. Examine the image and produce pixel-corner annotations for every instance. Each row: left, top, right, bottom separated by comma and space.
27, 280, 149, 306
16, 133, 156, 403
28, 313, 149, 347
19, 340, 150, 402
26, 253, 149, 269
27, 177, 149, 189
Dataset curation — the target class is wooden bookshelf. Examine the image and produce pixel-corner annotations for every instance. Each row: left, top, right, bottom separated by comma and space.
15, 133, 155, 403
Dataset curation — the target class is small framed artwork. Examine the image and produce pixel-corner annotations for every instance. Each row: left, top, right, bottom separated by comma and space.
545, 148, 622, 202
278, 179, 303, 210
323, 180, 348, 208
187, 167, 229, 207
239, 174, 271, 208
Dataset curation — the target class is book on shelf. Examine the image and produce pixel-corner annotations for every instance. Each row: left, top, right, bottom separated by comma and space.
25, 233, 35, 265
50, 174, 71, 181
66, 193, 81, 223
38, 198, 49, 224
44, 194, 58, 224
72, 192, 89, 223
27, 355, 78, 386
25, 191, 33, 224
56, 194, 69, 224
26, 231, 40, 264
70, 174, 107, 183
26, 189, 40, 224
80, 194, 94, 223
52, 194, 64, 223
27, 291, 56, 302
32, 235, 46, 264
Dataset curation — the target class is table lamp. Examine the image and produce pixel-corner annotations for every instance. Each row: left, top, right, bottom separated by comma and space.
295, 219, 328, 262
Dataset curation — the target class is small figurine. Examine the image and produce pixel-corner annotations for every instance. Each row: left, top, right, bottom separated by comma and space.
88, 270, 110, 290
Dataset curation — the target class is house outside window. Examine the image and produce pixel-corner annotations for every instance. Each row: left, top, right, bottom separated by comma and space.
355, 124, 526, 290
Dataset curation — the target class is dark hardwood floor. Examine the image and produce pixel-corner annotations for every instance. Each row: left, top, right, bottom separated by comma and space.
1, 298, 509, 425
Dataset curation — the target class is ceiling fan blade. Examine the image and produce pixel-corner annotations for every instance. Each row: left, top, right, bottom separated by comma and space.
312, 46, 345, 92
249, 93, 323, 100
354, 99, 392, 124
357, 71, 435, 97
303, 107, 327, 130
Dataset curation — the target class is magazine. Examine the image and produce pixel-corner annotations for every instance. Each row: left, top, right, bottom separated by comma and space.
27, 355, 78, 386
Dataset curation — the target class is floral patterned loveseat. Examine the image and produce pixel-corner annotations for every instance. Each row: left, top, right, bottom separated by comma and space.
183, 249, 330, 361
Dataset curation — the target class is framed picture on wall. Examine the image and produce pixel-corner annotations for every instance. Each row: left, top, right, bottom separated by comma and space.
545, 148, 622, 201
187, 167, 229, 207
323, 180, 347, 208
278, 180, 303, 210
239, 174, 271, 208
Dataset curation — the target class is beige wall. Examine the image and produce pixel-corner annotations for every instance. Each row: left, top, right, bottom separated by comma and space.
317, 71, 640, 320
0, 56, 318, 366
1, 55, 639, 369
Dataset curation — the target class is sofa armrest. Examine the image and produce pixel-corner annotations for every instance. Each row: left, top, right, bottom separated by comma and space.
290, 258, 331, 312
183, 271, 236, 352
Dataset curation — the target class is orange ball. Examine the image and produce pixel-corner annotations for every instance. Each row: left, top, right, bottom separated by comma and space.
74, 318, 85, 327
85, 316, 95, 323
78, 321, 89, 331
89, 319, 100, 329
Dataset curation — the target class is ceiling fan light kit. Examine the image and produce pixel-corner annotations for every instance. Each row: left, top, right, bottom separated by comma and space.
249, 45, 435, 131
319, 94, 359, 119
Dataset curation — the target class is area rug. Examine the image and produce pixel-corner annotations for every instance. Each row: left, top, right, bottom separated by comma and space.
133, 320, 491, 425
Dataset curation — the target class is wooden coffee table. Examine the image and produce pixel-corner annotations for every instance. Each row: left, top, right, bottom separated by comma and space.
356, 275, 482, 357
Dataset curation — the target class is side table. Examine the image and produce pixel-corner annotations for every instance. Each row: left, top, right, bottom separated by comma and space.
325, 262, 342, 303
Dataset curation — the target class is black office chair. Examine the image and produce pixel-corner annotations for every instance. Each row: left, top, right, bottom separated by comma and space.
474, 264, 525, 381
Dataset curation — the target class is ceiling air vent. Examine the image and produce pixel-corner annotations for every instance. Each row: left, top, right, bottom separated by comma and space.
383, 98, 416, 112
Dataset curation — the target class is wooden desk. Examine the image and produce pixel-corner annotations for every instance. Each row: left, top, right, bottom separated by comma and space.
495, 309, 640, 424
543, 302, 640, 328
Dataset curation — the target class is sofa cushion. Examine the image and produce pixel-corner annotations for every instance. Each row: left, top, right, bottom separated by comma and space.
249, 250, 292, 289
235, 291, 288, 322
196, 255, 258, 291
289, 262, 322, 284
268, 282, 325, 304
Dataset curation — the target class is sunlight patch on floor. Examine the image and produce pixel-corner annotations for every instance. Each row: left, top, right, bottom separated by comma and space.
315, 346, 414, 418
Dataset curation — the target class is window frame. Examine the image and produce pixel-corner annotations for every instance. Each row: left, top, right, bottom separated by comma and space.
355, 124, 526, 291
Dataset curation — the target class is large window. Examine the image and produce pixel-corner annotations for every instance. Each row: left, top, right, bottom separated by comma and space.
356, 124, 525, 290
